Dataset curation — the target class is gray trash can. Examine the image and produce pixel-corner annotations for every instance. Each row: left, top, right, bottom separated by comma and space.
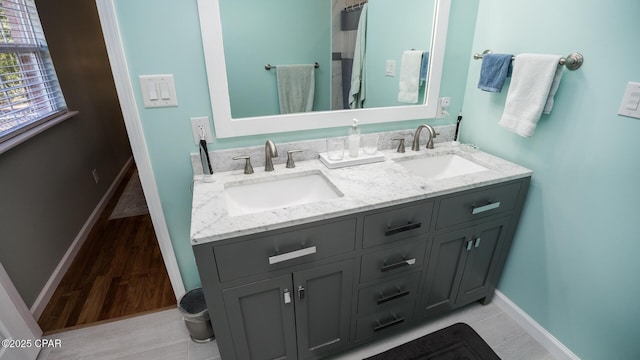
178, 288, 215, 343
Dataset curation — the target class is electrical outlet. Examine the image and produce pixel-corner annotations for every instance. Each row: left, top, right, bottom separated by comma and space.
436, 97, 451, 118
191, 116, 213, 144
92, 169, 100, 184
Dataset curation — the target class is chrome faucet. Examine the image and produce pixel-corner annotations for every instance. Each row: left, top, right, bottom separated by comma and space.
264, 140, 278, 171
411, 124, 437, 151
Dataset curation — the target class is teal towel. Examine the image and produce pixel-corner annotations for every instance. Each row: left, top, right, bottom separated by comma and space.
276, 64, 315, 114
478, 53, 513, 92
348, 3, 367, 109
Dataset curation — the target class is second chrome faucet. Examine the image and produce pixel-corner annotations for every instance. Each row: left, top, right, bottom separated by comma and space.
411, 124, 437, 151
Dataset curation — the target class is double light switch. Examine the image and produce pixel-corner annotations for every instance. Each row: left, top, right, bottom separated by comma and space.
618, 82, 640, 119
139, 74, 178, 108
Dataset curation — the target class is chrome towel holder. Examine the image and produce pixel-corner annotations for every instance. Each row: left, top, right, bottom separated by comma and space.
265, 62, 320, 71
473, 50, 584, 71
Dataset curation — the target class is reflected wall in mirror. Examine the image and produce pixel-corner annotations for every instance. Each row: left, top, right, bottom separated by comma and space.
197, 0, 450, 138
219, 0, 435, 118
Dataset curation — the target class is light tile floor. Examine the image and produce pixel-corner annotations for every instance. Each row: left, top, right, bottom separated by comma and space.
38, 301, 556, 360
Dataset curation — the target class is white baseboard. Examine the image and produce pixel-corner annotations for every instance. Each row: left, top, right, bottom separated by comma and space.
30, 158, 134, 318
493, 290, 580, 360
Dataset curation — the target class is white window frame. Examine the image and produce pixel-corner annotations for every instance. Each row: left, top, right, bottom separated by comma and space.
0, 0, 70, 152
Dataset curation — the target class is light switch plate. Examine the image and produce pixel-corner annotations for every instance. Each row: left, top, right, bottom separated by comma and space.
139, 74, 178, 108
385, 60, 395, 77
617, 82, 640, 119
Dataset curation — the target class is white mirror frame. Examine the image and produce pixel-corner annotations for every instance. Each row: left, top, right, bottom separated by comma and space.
197, 0, 450, 138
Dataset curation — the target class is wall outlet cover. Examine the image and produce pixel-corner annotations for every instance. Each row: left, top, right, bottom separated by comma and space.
191, 117, 213, 144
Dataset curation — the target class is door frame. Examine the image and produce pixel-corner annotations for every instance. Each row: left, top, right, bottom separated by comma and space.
94, 0, 186, 299
0, 263, 41, 360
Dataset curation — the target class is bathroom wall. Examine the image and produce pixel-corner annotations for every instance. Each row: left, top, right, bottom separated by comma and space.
112, 0, 477, 292
459, 1, 640, 359
0, 0, 131, 306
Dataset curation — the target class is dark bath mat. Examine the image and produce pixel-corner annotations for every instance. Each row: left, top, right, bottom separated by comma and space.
365, 322, 500, 360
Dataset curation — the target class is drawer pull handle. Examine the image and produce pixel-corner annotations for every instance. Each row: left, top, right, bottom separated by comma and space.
385, 222, 421, 236
471, 201, 501, 215
380, 258, 416, 272
268, 246, 317, 265
377, 289, 410, 305
373, 314, 405, 332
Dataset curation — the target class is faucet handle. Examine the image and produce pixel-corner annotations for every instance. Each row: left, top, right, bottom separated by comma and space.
286, 150, 303, 168
232, 155, 254, 174
392, 138, 405, 153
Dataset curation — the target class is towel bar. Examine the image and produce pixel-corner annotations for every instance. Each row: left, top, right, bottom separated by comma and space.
473, 50, 583, 71
265, 62, 320, 71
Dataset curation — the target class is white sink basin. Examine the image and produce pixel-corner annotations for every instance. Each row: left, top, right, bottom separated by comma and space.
395, 154, 488, 180
224, 171, 343, 216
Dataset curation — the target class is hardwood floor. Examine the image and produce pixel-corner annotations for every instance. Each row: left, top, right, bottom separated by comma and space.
38, 165, 176, 334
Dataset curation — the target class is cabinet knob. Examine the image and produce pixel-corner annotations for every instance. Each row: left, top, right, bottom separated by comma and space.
283, 289, 291, 304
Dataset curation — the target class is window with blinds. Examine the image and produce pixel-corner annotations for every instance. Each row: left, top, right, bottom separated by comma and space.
0, 0, 66, 142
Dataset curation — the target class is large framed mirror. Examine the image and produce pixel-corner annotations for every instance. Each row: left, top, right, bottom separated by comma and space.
197, 0, 450, 138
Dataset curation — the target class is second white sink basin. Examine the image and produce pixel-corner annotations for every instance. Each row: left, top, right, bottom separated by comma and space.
224, 171, 343, 216
395, 154, 488, 180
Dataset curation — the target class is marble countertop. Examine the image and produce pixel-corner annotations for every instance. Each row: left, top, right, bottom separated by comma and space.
190, 142, 532, 245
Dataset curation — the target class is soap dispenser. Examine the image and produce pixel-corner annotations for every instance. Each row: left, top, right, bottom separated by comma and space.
348, 118, 360, 158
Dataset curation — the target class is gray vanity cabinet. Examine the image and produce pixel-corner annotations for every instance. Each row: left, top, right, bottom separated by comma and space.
193, 176, 530, 360
419, 216, 511, 317
222, 259, 353, 360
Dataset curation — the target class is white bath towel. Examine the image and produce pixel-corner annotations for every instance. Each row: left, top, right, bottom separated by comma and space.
397, 50, 424, 103
499, 54, 564, 137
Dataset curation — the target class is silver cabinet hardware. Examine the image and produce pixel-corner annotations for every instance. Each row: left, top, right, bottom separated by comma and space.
474, 237, 481, 248
385, 222, 421, 236
284, 289, 291, 304
471, 201, 501, 215
380, 258, 416, 272
268, 246, 317, 265
297, 285, 305, 300
466, 240, 473, 251
373, 314, 405, 332
376, 288, 410, 305
232, 155, 254, 174
286, 149, 303, 168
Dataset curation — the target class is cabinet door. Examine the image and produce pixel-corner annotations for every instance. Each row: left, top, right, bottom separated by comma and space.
455, 217, 510, 305
419, 227, 472, 317
223, 275, 297, 360
293, 260, 354, 359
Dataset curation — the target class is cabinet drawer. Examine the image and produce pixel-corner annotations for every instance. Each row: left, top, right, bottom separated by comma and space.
435, 181, 522, 229
357, 271, 421, 316
360, 236, 427, 283
363, 202, 433, 248
214, 218, 356, 282
355, 301, 415, 341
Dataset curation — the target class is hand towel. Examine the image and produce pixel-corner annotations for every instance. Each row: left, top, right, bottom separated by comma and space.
276, 64, 315, 114
419, 51, 430, 85
499, 54, 563, 137
397, 50, 423, 103
349, 3, 368, 109
477, 53, 513, 92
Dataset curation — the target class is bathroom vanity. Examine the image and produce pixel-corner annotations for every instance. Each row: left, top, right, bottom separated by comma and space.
191, 142, 531, 360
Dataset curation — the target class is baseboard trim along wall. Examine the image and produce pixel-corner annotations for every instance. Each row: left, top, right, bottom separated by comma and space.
30, 157, 133, 318
493, 291, 581, 360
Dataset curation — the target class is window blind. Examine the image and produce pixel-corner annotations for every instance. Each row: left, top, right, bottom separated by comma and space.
0, 0, 66, 140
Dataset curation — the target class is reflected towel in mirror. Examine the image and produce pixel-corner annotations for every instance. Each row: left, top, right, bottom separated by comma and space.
276, 64, 316, 114
398, 50, 424, 103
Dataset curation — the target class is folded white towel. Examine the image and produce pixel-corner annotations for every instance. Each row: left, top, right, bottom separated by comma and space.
397, 50, 423, 103
499, 54, 563, 137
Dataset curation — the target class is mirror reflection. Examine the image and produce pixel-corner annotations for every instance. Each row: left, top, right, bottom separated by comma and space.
219, 0, 435, 118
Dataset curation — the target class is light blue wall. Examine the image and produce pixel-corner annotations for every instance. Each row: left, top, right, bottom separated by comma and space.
113, 0, 475, 293
220, 0, 330, 117
460, 1, 640, 359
